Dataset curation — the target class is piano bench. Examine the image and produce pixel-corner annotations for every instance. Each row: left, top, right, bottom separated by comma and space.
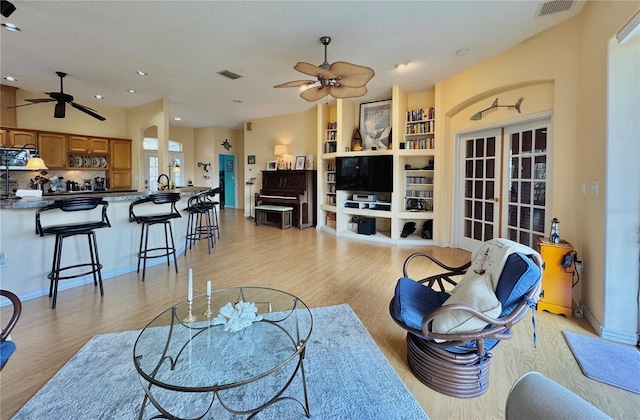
255, 205, 293, 230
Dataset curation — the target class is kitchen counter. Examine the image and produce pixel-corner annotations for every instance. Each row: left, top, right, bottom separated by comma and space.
0, 186, 212, 301
0, 187, 208, 209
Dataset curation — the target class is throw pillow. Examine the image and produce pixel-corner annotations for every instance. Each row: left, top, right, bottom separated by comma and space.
432, 273, 502, 335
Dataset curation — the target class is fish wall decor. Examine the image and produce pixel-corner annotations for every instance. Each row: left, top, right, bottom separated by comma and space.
471, 97, 523, 121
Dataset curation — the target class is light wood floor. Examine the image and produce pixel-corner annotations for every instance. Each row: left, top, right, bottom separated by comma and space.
1, 209, 638, 419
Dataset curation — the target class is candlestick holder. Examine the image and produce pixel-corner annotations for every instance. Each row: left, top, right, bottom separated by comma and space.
203, 296, 213, 317
185, 300, 197, 323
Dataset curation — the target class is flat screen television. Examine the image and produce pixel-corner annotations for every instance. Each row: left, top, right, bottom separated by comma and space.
335, 155, 393, 192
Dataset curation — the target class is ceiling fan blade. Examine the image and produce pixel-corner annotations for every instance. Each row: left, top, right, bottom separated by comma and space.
26, 98, 57, 104
274, 80, 316, 88
9, 100, 54, 109
329, 61, 375, 88
70, 102, 106, 121
329, 85, 368, 99
300, 86, 331, 102
54, 101, 66, 118
294, 62, 337, 79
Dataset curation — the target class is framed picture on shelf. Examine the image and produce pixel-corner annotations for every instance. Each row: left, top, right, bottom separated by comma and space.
360, 99, 392, 150
266, 161, 277, 171
295, 156, 306, 170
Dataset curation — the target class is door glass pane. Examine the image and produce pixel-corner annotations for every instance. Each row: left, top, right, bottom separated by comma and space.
486, 181, 494, 200
475, 138, 484, 157
522, 130, 532, 153
475, 160, 484, 178
475, 181, 483, 199
474, 201, 483, 219
520, 182, 531, 204
486, 159, 495, 178
508, 229, 517, 241
485, 202, 494, 222
533, 208, 545, 233
484, 224, 493, 241
508, 205, 517, 226
534, 156, 546, 179
511, 157, 519, 179
466, 140, 474, 158
465, 200, 472, 218
521, 157, 532, 179
534, 128, 547, 152
534, 182, 545, 206
474, 221, 482, 240
486, 137, 495, 157
465, 180, 473, 198
519, 231, 531, 247
511, 133, 520, 154
520, 207, 530, 229
465, 220, 472, 237
509, 182, 518, 203
466, 160, 473, 178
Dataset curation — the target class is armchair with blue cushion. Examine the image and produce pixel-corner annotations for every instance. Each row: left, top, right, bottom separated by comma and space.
1, 290, 22, 370
390, 239, 542, 398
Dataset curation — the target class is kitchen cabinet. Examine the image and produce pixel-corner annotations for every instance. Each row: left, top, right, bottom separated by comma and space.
109, 138, 132, 189
8, 130, 36, 148
68, 136, 109, 154
0, 129, 6, 147
38, 132, 67, 169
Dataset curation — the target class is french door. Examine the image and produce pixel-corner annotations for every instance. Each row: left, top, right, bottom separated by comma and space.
456, 118, 551, 251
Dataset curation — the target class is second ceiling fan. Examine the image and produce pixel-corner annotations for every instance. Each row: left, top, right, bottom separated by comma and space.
274, 36, 375, 102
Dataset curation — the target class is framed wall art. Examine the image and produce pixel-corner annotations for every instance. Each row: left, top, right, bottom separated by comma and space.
359, 99, 392, 150
295, 156, 306, 170
266, 161, 277, 171
247, 155, 256, 165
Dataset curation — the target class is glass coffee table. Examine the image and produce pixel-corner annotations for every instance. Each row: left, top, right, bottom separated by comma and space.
133, 287, 312, 419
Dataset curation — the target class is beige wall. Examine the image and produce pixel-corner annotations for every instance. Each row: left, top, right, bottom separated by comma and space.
14, 88, 127, 137
243, 107, 316, 216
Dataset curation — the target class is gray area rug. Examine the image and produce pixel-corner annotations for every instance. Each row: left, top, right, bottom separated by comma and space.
14, 304, 428, 419
562, 330, 640, 394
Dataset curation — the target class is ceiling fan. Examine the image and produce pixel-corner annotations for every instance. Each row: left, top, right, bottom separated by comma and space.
274, 36, 375, 102
13, 71, 106, 121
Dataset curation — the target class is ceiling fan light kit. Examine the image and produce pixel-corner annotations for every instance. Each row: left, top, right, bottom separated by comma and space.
12, 72, 106, 121
275, 36, 374, 102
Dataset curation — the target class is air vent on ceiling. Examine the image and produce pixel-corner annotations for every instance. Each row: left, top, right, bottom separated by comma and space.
217, 70, 242, 80
536, 0, 573, 17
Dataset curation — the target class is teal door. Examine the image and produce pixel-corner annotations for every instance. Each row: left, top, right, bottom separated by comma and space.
219, 154, 235, 208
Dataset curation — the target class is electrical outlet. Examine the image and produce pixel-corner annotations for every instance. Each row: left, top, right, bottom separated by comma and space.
575, 261, 583, 274
0, 251, 6, 268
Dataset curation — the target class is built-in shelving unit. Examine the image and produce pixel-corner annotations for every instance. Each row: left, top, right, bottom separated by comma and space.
316, 87, 438, 245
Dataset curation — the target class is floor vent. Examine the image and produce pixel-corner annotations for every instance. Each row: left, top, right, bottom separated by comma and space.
217, 70, 242, 80
536, 0, 573, 17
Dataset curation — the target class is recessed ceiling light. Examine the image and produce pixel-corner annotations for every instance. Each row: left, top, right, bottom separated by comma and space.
136, 71, 148, 76
4, 76, 17, 82
394, 63, 409, 69
127, 89, 136, 93
1, 23, 21, 32
174, 117, 181, 121
456, 49, 469, 56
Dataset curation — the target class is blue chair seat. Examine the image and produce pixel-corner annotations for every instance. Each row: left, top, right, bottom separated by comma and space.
0, 341, 16, 367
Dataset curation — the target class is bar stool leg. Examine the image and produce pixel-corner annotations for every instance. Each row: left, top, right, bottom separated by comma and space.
141, 223, 151, 281
90, 231, 104, 296
167, 222, 178, 274
50, 234, 64, 309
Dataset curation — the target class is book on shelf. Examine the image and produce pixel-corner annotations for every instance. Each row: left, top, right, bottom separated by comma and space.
406, 107, 435, 122
405, 138, 434, 150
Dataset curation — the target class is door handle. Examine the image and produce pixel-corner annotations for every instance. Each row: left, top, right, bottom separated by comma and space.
489, 197, 500, 203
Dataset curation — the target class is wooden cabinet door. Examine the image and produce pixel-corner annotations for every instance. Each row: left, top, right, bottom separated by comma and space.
38, 132, 67, 169
0, 129, 6, 147
109, 170, 131, 190
110, 139, 131, 169
68, 136, 89, 152
90, 138, 109, 154
9, 130, 36, 147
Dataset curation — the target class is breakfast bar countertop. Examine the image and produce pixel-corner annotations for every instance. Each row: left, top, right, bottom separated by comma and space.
0, 187, 209, 210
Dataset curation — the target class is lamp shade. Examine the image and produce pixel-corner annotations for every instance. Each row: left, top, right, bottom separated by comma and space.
274, 144, 289, 156
25, 157, 48, 170
172, 165, 181, 173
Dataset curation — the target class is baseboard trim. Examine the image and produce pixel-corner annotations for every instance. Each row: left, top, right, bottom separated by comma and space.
573, 292, 639, 345
4, 246, 186, 306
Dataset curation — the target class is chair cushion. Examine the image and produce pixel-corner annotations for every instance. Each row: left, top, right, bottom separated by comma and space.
0, 340, 16, 366
392, 277, 450, 331
495, 253, 541, 317
432, 273, 502, 335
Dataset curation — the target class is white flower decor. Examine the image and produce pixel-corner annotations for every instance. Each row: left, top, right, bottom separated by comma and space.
212, 301, 263, 332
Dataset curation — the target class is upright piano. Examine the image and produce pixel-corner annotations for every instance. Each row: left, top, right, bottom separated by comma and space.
255, 170, 316, 229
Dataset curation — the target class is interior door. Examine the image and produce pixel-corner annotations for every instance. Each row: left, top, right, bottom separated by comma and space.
457, 129, 502, 251
219, 154, 236, 208
456, 118, 551, 251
